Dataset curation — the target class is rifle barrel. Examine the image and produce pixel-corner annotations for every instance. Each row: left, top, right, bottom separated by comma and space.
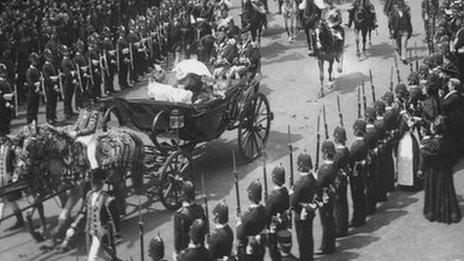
337, 94, 344, 127
288, 125, 294, 187
323, 105, 329, 140
262, 153, 268, 201
316, 110, 321, 170
362, 82, 367, 117
233, 151, 241, 217
369, 69, 376, 103
357, 85, 361, 119
201, 172, 210, 235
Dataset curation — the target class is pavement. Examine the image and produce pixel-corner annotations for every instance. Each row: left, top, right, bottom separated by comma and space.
1, 0, 464, 260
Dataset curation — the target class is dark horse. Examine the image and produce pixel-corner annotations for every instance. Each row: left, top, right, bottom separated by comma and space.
352, 0, 376, 57
388, 3, 412, 63
300, 0, 322, 55
313, 20, 345, 97
242, 0, 267, 45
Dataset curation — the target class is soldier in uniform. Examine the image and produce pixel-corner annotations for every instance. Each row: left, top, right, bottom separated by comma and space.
73, 40, 89, 109
148, 234, 168, 261
87, 34, 102, 98
177, 219, 211, 261
0, 64, 14, 135
315, 141, 338, 255
333, 126, 350, 237
236, 180, 270, 261
290, 151, 318, 261
349, 119, 369, 227
207, 201, 234, 260
101, 26, 116, 94
42, 49, 60, 125
25, 52, 42, 124
266, 165, 290, 261
422, 0, 439, 43
127, 19, 141, 85
174, 181, 207, 257
382, 91, 400, 193
61, 45, 78, 119
364, 107, 380, 215
116, 26, 130, 90
59, 168, 120, 261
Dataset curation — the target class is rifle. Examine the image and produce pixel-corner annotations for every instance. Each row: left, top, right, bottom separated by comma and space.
40, 72, 47, 103
393, 54, 401, 83
129, 43, 134, 70
415, 42, 419, 71
116, 45, 120, 72
233, 151, 241, 217
336, 94, 344, 127
262, 152, 268, 201
76, 65, 84, 93
13, 76, 19, 117
103, 52, 109, 77
322, 104, 329, 140
369, 69, 376, 103
362, 82, 367, 118
57, 69, 64, 99
99, 54, 106, 97
201, 172, 210, 237
88, 57, 95, 86
357, 85, 362, 119
408, 49, 413, 72
389, 66, 394, 92
287, 125, 294, 188
137, 196, 144, 261
315, 109, 321, 170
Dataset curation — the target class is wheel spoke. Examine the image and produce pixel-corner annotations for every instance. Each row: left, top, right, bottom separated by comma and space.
163, 182, 173, 199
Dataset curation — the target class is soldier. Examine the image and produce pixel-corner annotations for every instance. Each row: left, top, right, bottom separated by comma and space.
333, 126, 350, 237
87, 34, 102, 98
266, 165, 290, 261
42, 49, 59, 125
290, 151, 318, 261
148, 234, 168, 261
315, 141, 338, 255
0, 64, 14, 135
127, 19, 141, 85
236, 180, 270, 261
25, 52, 42, 124
59, 168, 120, 261
174, 181, 207, 256
422, 0, 439, 43
374, 100, 390, 202
322, 0, 344, 41
116, 26, 130, 90
207, 201, 234, 260
382, 91, 400, 193
73, 40, 89, 110
101, 26, 116, 94
349, 119, 369, 227
364, 107, 379, 215
61, 45, 78, 119
177, 219, 211, 261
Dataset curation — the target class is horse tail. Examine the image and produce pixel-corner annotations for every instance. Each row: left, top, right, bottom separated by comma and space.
129, 132, 145, 194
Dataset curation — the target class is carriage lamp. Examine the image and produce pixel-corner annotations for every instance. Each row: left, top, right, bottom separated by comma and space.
170, 109, 184, 130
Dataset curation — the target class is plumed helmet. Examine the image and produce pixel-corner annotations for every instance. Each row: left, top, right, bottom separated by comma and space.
188, 219, 206, 244
394, 83, 408, 101
148, 234, 164, 260
61, 45, 69, 56
407, 71, 419, 85
297, 151, 313, 172
333, 126, 347, 144
75, 40, 85, 52
247, 179, 262, 202
353, 119, 367, 136
43, 48, 52, 61
381, 91, 394, 106
29, 52, 39, 64
374, 100, 386, 115
271, 164, 285, 186
365, 106, 376, 123
321, 140, 336, 158
212, 201, 229, 224
181, 181, 195, 202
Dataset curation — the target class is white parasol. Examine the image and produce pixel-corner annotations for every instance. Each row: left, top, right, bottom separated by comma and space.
173, 59, 212, 80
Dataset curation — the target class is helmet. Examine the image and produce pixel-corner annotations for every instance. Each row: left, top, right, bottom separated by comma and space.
353, 119, 367, 136
62, 45, 70, 56
75, 40, 85, 52
148, 234, 165, 260
321, 140, 336, 158
374, 100, 386, 115
43, 48, 53, 61
189, 219, 206, 244
212, 201, 229, 224
381, 91, 394, 106
297, 151, 313, 172
365, 106, 376, 123
102, 26, 111, 38
333, 126, 347, 144
247, 180, 262, 203
181, 181, 195, 202
29, 52, 39, 64
271, 164, 285, 186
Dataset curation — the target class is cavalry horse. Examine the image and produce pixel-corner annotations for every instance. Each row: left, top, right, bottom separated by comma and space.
282, 0, 298, 41
313, 19, 345, 97
11, 122, 145, 243
352, 0, 376, 57
299, 0, 322, 55
388, 2, 412, 63
242, 0, 267, 45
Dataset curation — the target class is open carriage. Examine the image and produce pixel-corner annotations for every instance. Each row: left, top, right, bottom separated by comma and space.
100, 73, 273, 210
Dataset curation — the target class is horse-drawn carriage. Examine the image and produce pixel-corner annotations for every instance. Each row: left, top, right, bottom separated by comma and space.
100, 73, 273, 210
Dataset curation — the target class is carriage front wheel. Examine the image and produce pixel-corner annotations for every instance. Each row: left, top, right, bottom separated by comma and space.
158, 150, 194, 211
238, 93, 272, 161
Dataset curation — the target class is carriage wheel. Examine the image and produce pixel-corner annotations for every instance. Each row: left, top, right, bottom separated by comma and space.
101, 106, 122, 132
158, 150, 194, 211
238, 93, 272, 161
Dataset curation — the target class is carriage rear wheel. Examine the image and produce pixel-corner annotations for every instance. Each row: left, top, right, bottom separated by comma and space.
158, 150, 194, 211
238, 93, 272, 161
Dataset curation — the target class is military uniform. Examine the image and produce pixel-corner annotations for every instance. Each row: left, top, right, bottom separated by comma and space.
101, 28, 116, 94
177, 219, 212, 261
116, 31, 130, 90
73, 44, 89, 109
42, 53, 59, 124
364, 116, 380, 215
87, 44, 102, 98
208, 201, 234, 260
25, 61, 41, 124
333, 140, 350, 236
174, 202, 206, 252
61, 49, 77, 118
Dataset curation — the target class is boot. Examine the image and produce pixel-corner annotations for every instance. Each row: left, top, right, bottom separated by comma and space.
7, 210, 24, 231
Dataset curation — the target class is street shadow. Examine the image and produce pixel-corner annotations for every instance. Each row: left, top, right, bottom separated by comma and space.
316, 234, 380, 260
367, 42, 395, 59
261, 41, 290, 59
262, 52, 307, 65
333, 72, 369, 95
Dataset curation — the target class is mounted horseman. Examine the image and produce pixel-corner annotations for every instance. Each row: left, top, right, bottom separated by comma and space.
299, 0, 322, 56
242, 0, 267, 45
346, 0, 378, 57
313, 0, 345, 97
